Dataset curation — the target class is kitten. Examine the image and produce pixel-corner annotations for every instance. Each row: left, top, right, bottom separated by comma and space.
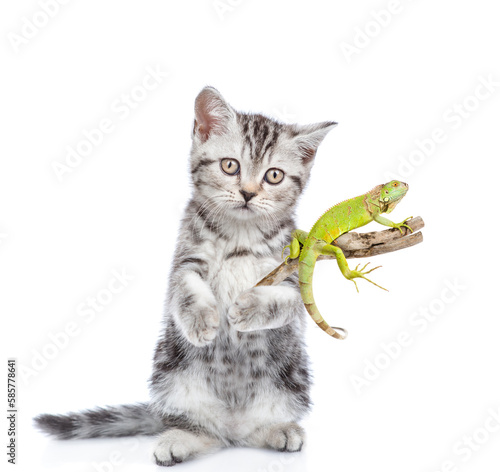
34, 87, 336, 466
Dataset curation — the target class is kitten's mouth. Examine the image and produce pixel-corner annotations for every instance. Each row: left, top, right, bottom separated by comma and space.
233, 202, 257, 217
229, 200, 265, 219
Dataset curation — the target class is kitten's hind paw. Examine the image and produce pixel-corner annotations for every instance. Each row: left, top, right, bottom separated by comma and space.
270, 423, 305, 452
153, 429, 221, 467
246, 422, 305, 452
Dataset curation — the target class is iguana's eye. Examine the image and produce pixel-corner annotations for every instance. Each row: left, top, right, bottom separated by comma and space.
220, 158, 240, 176
393, 182, 399, 187
264, 168, 284, 185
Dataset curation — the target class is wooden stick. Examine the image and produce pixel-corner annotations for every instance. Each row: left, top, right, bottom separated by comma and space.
256, 217, 424, 287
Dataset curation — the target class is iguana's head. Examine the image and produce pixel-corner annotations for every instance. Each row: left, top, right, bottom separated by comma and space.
379, 180, 408, 213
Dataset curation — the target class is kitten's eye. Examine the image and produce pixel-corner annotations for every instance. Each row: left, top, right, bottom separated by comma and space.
264, 168, 284, 185
220, 158, 240, 176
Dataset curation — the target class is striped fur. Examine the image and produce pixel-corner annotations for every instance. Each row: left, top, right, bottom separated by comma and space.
34, 87, 336, 466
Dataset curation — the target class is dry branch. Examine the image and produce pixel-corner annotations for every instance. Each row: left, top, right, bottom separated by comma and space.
256, 217, 424, 287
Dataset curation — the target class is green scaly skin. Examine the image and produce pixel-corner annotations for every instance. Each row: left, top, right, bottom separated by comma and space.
283, 180, 412, 339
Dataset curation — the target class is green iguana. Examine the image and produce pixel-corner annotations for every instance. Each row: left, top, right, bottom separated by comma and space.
283, 180, 412, 340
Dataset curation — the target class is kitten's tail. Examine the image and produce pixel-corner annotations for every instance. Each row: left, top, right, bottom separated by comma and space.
34, 403, 165, 439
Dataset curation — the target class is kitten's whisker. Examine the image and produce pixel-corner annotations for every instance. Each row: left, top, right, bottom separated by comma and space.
213, 204, 230, 237
261, 207, 283, 246
193, 198, 219, 236
190, 197, 217, 227
191, 195, 226, 235
197, 202, 220, 237
261, 212, 275, 251
209, 201, 226, 230
198, 199, 228, 237
192, 203, 218, 236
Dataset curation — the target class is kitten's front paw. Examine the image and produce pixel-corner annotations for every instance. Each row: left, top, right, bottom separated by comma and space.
183, 304, 219, 347
228, 288, 264, 332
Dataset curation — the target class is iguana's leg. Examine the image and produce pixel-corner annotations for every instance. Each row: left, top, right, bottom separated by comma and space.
282, 229, 309, 263
291, 229, 309, 242
319, 243, 387, 292
373, 214, 413, 235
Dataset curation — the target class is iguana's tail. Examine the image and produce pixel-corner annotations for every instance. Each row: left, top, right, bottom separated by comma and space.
34, 403, 166, 439
298, 245, 348, 340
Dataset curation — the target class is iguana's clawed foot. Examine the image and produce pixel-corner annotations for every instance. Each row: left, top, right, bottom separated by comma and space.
282, 238, 301, 265
281, 244, 295, 265
394, 217, 414, 235
282, 245, 291, 264
348, 262, 388, 293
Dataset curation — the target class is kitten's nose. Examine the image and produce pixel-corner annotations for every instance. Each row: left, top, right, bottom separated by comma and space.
240, 190, 256, 203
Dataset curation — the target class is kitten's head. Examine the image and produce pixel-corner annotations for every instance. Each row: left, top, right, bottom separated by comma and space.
189, 86, 336, 223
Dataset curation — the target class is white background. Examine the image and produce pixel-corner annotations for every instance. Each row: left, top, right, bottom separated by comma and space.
1, 0, 500, 471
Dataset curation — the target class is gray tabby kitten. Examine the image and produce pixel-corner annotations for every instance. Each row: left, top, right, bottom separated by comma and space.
35, 87, 336, 466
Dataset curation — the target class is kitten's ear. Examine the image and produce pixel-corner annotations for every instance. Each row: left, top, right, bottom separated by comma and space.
193, 87, 235, 142
293, 121, 337, 163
